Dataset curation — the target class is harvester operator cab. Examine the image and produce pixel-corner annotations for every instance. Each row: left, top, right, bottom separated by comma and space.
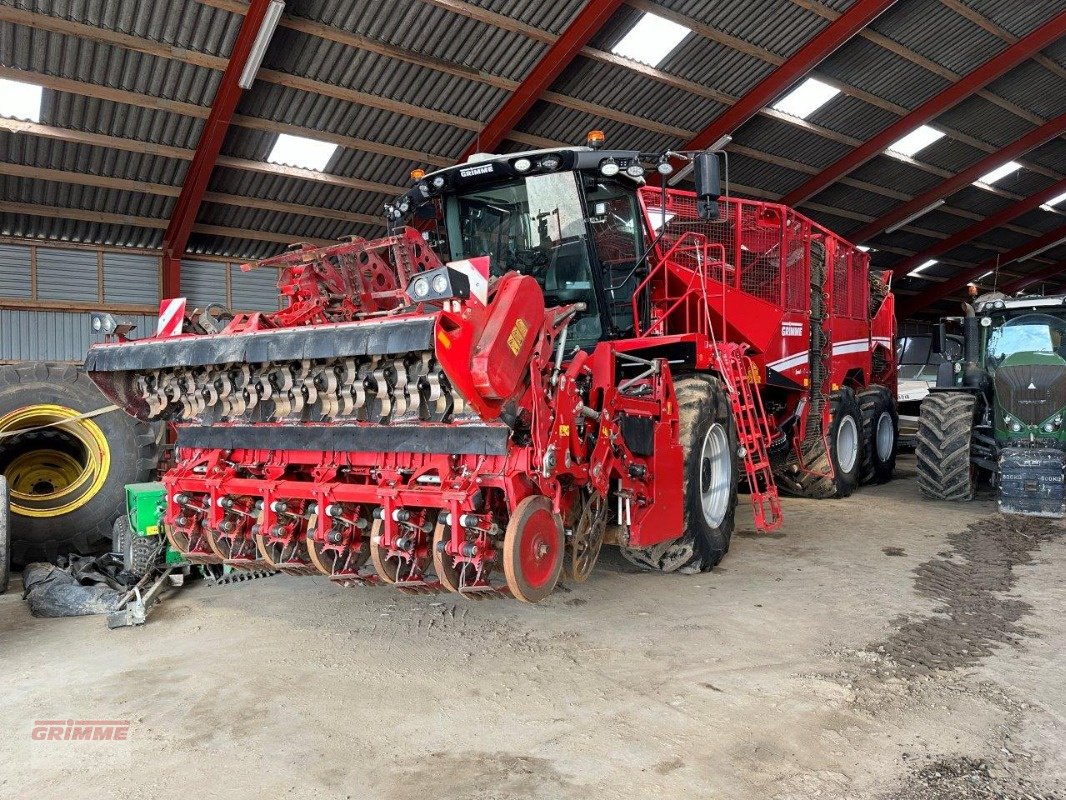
389, 146, 721, 350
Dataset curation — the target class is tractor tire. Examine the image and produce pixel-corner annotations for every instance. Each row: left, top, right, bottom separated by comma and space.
777, 388, 863, 499
0, 475, 9, 594
858, 386, 897, 484
916, 392, 977, 501
113, 515, 159, 578
620, 374, 738, 574
0, 363, 160, 566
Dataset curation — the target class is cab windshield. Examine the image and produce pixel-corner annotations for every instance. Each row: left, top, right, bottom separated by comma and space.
986, 313, 1066, 367
443, 171, 603, 347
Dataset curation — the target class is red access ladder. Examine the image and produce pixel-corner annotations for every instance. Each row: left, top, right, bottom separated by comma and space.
713, 343, 783, 532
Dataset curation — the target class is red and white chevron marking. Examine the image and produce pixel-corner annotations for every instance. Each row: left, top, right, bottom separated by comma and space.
156, 298, 186, 337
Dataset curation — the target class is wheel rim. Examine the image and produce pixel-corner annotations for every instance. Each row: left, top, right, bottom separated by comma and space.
0, 404, 110, 519
699, 423, 731, 529
504, 496, 564, 603
875, 410, 894, 462
836, 414, 859, 475
519, 510, 559, 588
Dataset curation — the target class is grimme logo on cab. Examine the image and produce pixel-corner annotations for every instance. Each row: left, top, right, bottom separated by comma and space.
31, 719, 131, 741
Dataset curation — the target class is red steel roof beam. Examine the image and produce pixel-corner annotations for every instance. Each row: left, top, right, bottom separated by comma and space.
460, 0, 624, 159
782, 12, 1066, 209
851, 111, 1066, 244
891, 176, 1066, 276
162, 0, 278, 297
682, 0, 898, 153
1000, 259, 1066, 295
898, 222, 1066, 317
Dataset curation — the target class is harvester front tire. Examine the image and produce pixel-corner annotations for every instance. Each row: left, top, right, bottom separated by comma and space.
0, 363, 159, 566
858, 386, 897, 485
620, 375, 738, 573
777, 389, 863, 499
916, 392, 977, 501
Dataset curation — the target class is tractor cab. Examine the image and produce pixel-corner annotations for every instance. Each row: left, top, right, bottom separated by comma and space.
919, 292, 1066, 518
972, 294, 1066, 444
391, 146, 684, 349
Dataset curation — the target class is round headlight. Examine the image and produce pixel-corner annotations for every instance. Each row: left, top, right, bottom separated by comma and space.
398, 197, 410, 213
411, 277, 430, 299
625, 164, 645, 178
599, 158, 620, 177
514, 158, 532, 173
431, 274, 449, 294
432, 175, 446, 189
981, 316, 992, 327
657, 160, 674, 175
1044, 423, 1055, 433
539, 154, 561, 171
92, 317, 102, 331
1011, 422, 1022, 432
417, 181, 431, 197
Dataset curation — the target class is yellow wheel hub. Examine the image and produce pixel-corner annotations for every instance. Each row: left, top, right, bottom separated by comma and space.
0, 404, 110, 518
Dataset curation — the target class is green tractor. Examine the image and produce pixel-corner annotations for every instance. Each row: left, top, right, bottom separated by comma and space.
916, 292, 1066, 517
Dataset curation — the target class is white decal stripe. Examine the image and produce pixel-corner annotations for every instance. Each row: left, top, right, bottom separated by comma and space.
767, 351, 809, 371
767, 338, 882, 372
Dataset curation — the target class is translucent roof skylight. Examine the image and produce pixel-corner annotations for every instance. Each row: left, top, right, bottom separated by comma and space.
975, 161, 1022, 188
267, 134, 338, 172
908, 259, 937, 278
1040, 191, 1066, 212
0, 78, 43, 122
771, 78, 840, 120
611, 12, 691, 67
887, 125, 945, 158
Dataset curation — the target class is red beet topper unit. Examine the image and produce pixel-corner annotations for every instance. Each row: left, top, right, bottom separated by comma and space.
86, 142, 896, 602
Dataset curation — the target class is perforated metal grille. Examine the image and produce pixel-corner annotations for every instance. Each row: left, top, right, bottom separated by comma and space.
639, 188, 868, 320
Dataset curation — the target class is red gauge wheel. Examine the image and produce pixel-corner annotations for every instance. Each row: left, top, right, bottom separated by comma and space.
503, 495, 564, 603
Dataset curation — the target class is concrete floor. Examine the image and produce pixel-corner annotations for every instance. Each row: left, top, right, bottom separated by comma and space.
1, 454, 1063, 799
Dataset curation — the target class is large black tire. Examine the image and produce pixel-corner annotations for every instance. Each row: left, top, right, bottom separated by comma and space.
0, 363, 159, 566
916, 392, 977, 501
777, 388, 863, 499
0, 475, 9, 594
858, 386, 898, 485
620, 375, 738, 573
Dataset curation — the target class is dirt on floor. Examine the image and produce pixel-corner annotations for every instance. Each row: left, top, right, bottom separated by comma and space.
0, 454, 1063, 799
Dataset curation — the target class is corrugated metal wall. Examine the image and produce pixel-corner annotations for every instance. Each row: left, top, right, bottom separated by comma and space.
0, 245, 32, 299
36, 248, 100, 303
1, 242, 283, 363
0, 309, 159, 363
103, 252, 160, 306
231, 263, 281, 312
179, 259, 228, 309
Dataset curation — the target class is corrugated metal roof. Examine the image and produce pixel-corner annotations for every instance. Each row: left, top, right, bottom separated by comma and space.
819, 36, 953, 109
872, 0, 1009, 74
731, 115, 853, 169
0, 0, 1061, 310
935, 96, 1045, 148
985, 60, 1066, 120
1, 0, 242, 57
663, 0, 828, 58
960, 0, 1065, 38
